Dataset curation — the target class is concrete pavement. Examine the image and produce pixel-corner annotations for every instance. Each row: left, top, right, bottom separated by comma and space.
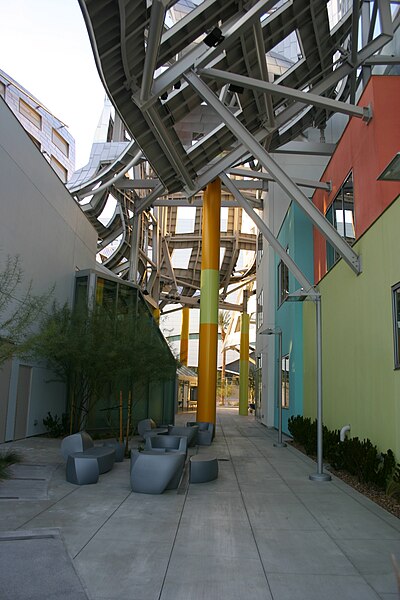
0, 409, 399, 600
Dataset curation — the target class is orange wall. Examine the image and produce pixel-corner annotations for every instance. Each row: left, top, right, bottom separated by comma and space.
313, 76, 400, 283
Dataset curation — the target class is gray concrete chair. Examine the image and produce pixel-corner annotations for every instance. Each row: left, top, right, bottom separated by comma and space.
130, 450, 186, 494
189, 454, 219, 483
137, 418, 168, 439
61, 431, 116, 478
145, 434, 187, 454
186, 421, 214, 445
167, 425, 199, 447
66, 453, 99, 485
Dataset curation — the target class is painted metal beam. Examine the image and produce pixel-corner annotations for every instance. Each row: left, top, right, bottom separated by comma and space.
364, 55, 400, 65
199, 68, 372, 121
220, 174, 317, 295
184, 73, 361, 274
228, 168, 331, 191
140, 0, 168, 103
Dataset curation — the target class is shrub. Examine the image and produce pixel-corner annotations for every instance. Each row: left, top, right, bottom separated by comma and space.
42, 411, 68, 438
0, 450, 22, 481
288, 415, 396, 490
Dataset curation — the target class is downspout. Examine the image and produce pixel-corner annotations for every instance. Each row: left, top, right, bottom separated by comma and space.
340, 424, 351, 442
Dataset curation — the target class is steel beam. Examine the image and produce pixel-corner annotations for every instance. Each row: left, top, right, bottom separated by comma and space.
186, 72, 361, 274
221, 174, 317, 295
140, 0, 168, 103
199, 68, 372, 121
149, 0, 289, 105
128, 213, 140, 282
228, 168, 331, 191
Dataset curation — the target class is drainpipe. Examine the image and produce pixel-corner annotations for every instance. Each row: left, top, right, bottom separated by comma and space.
340, 425, 351, 442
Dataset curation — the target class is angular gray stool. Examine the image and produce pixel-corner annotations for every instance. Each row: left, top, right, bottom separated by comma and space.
189, 454, 218, 483
66, 452, 99, 485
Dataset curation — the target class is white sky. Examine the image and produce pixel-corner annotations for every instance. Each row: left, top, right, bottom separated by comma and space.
0, 0, 105, 169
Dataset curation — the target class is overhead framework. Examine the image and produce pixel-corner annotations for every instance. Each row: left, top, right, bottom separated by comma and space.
70, 0, 399, 311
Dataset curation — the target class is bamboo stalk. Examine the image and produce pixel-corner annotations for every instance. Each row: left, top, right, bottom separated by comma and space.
119, 391, 123, 443
125, 391, 132, 456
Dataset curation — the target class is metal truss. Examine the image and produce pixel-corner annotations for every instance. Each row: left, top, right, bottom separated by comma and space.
72, 0, 398, 312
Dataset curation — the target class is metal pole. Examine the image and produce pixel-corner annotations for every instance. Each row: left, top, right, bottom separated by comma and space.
309, 295, 331, 481
274, 330, 286, 448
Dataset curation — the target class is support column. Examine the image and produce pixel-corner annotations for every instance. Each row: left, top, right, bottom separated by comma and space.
239, 290, 249, 415
152, 308, 160, 324
180, 306, 190, 366
197, 179, 221, 426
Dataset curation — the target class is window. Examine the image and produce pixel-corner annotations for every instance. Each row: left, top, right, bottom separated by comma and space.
50, 155, 68, 182
52, 128, 69, 158
278, 257, 289, 305
19, 98, 42, 129
256, 289, 263, 329
0, 80, 5, 98
27, 132, 41, 150
281, 354, 289, 408
392, 283, 400, 369
257, 232, 263, 264
326, 172, 355, 270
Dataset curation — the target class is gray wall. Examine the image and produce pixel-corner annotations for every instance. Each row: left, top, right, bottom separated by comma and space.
0, 98, 97, 440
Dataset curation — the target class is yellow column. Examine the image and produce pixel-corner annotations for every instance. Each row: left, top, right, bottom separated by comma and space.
180, 306, 190, 366
239, 312, 250, 415
197, 179, 221, 426
152, 308, 160, 324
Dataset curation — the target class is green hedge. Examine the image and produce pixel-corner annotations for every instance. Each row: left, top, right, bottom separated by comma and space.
288, 415, 396, 489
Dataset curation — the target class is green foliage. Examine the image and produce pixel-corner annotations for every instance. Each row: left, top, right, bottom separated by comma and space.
42, 411, 68, 438
0, 254, 52, 365
27, 301, 177, 432
0, 450, 22, 481
288, 415, 396, 490
386, 463, 400, 500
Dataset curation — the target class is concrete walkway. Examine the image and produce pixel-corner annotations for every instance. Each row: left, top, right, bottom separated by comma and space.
0, 409, 399, 600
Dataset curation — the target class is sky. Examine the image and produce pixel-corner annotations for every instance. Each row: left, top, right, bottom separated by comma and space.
0, 0, 106, 169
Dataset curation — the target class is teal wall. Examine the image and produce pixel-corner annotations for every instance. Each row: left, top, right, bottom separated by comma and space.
275, 203, 314, 433
303, 197, 400, 457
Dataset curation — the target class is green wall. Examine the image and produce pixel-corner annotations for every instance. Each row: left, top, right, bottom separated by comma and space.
304, 197, 400, 457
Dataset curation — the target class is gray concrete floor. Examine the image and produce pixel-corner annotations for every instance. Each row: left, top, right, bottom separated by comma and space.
0, 408, 399, 600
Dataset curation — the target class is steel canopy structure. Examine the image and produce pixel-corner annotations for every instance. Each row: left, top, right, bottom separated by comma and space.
71, 0, 398, 309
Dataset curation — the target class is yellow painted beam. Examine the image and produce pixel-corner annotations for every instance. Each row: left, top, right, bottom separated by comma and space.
197, 179, 221, 427
180, 306, 190, 366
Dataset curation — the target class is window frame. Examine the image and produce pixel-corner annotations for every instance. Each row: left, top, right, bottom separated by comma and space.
19, 98, 42, 129
277, 250, 289, 306
325, 171, 355, 270
392, 282, 400, 370
281, 353, 290, 409
52, 127, 70, 158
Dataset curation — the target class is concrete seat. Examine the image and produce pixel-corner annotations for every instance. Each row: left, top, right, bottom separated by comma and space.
61, 431, 116, 478
130, 450, 186, 494
189, 454, 218, 483
145, 434, 187, 454
66, 452, 99, 485
186, 421, 214, 445
103, 440, 125, 462
168, 425, 199, 447
137, 418, 168, 439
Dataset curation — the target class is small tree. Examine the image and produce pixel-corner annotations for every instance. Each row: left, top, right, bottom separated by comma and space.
218, 310, 231, 406
28, 300, 177, 433
0, 254, 52, 365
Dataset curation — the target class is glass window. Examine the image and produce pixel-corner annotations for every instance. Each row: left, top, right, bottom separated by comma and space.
257, 232, 263, 265
19, 98, 42, 129
0, 80, 5, 98
50, 156, 68, 182
117, 284, 136, 315
392, 283, 400, 369
27, 132, 41, 150
96, 277, 117, 313
175, 207, 195, 233
278, 258, 289, 306
256, 289, 263, 329
52, 128, 69, 158
281, 354, 290, 408
326, 172, 355, 270
74, 276, 88, 311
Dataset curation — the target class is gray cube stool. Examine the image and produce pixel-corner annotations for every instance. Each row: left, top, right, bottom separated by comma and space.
66, 452, 99, 485
189, 454, 218, 483
103, 440, 125, 462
